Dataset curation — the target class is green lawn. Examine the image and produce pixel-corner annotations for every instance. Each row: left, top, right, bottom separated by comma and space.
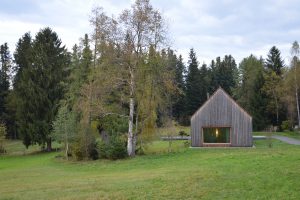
1, 138, 300, 199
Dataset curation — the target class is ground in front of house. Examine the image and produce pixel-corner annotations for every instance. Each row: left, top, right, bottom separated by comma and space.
0, 133, 300, 200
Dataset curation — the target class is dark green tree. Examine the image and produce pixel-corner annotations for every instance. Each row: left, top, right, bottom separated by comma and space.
10, 33, 33, 140
265, 46, 285, 76
173, 55, 186, 123
210, 55, 238, 95
0, 43, 12, 137
264, 46, 286, 127
0, 43, 11, 115
15, 28, 69, 150
185, 48, 202, 117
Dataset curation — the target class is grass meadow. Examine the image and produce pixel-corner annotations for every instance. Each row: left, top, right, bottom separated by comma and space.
1, 132, 300, 199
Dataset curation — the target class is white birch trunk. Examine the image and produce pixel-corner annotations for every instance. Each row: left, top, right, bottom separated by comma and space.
127, 66, 136, 157
294, 62, 300, 127
65, 142, 69, 161
127, 97, 135, 156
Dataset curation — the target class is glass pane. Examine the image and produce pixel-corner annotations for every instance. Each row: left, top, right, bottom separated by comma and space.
203, 127, 230, 143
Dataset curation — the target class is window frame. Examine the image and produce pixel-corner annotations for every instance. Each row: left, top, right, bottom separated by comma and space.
201, 126, 231, 146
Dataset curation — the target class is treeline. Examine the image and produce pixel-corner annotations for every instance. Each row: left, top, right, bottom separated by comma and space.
172, 44, 300, 132
0, 0, 299, 159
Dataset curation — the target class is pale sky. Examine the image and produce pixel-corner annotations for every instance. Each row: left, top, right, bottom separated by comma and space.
1, 0, 300, 65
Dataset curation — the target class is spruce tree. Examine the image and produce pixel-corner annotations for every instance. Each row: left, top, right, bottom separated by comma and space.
210, 55, 238, 95
266, 46, 285, 76
15, 28, 69, 150
13, 33, 33, 144
0, 43, 12, 130
264, 46, 285, 127
173, 55, 186, 122
185, 49, 201, 117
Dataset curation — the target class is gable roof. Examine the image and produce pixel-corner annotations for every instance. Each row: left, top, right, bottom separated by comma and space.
191, 87, 252, 120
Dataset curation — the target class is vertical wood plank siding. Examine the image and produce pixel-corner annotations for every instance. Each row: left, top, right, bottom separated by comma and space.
191, 88, 253, 147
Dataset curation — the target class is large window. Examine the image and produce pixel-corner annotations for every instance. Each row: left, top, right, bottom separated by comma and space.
203, 127, 230, 143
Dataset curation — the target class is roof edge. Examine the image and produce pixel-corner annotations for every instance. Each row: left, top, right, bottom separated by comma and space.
191, 87, 252, 120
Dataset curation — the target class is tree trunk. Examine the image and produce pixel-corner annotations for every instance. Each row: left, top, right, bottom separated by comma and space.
294, 63, 300, 127
127, 97, 135, 157
272, 89, 279, 127
46, 139, 52, 152
65, 142, 69, 160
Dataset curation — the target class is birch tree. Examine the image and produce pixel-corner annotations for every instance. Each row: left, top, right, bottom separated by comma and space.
89, 0, 168, 157
119, 0, 167, 156
291, 41, 300, 127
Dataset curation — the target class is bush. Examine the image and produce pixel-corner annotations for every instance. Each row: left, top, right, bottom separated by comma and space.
179, 130, 188, 137
71, 126, 98, 161
281, 120, 293, 131
97, 136, 127, 160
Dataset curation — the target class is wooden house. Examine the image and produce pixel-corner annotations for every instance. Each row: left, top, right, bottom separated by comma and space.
191, 87, 252, 147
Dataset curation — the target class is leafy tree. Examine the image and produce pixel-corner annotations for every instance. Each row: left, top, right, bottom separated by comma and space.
262, 70, 284, 127
52, 104, 77, 159
88, 0, 170, 157
238, 55, 268, 130
291, 41, 300, 127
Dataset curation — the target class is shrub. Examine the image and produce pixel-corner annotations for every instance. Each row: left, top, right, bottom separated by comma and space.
97, 136, 127, 160
281, 120, 293, 131
179, 130, 188, 137
71, 126, 98, 161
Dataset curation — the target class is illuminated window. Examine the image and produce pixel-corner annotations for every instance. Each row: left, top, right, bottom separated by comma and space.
203, 127, 230, 143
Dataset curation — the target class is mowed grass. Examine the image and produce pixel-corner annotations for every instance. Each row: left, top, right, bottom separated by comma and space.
1, 138, 300, 199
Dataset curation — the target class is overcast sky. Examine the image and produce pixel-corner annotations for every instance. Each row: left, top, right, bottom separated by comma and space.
0, 0, 299, 65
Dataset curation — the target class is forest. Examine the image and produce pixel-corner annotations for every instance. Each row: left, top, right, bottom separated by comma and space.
0, 0, 299, 160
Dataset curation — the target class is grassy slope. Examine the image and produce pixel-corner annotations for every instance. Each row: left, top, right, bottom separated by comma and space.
1, 139, 300, 199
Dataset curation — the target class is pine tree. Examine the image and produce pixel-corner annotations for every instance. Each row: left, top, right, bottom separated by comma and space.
185, 48, 201, 117
173, 55, 186, 122
266, 46, 285, 76
210, 55, 238, 95
0, 43, 12, 134
264, 46, 285, 127
13, 33, 33, 144
15, 28, 69, 150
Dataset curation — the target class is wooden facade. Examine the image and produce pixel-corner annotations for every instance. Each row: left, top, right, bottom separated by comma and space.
191, 88, 253, 147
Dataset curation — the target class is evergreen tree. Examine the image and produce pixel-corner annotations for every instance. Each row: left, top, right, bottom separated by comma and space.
185, 49, 201, 117
0, 43, 12, 135
199, 63, 209, 101
80, 34, 93, 81
210, 55, 238, 95
173, 55, 186, 122
15, 28, 69, 150
0, 43, 11, 114
10, 33, 33, 140
266, 46, 285, 76
264, 46, 285, 127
